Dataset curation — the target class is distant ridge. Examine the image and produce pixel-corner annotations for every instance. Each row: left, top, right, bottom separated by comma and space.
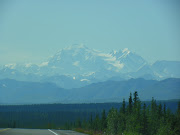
0, 78, 179, 104
0, 45, 180, 89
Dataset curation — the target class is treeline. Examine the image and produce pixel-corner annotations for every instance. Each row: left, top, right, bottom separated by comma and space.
0, 111, 91, 129
0, 103, 121, 128
69, 92, 180, 135
0, 92, 179, 134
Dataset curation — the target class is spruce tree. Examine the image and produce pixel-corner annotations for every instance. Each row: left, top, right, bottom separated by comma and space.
128, 93, 133, 114
133, 91, 139, 107
133, 91, 141, 133
107, 108, 118, 134
122, 98, 126, 114
158, 103, 162, 119
94, 114, 100, 131
118, 99, 126, 134
141, 103, 148, 135
163, 103, 166, 122
101, 110, 107, 131
174, 102, 180, 134
149, 97, 158, 135
89, 113, 93, 129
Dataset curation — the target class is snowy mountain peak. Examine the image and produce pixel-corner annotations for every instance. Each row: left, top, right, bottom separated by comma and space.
111, 50, 118, 55
0, 45, 149, 77
64, 44, 88, 50
1, 45, 147, 76
39, 62, 49, 67
111, 48, 130, 56
46, 45, 125, 75
110, 48, 147, 72
4, 63, 17, 69
1, 45, 180, 89
122, 48, 130, 54
25, 63, 33, 68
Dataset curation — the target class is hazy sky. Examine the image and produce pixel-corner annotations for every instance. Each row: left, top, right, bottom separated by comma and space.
0, 0, 180, 64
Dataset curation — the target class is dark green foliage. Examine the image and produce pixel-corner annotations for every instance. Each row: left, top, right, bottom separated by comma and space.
71, 92, 179, 135
173, 102, 180, 134
133, 91, 139, 106
93, 114, 100, 130
107, 108, 118, 134
141, 103, 148, 135
101, 110, 107, 131
13, 121, 16, 128
76, 118, 82, 128
0, 93, 179, 135
128, 93, 133, 114
121, 98, 126, 114
118, 99, 126, 134
0, 103, 120, 129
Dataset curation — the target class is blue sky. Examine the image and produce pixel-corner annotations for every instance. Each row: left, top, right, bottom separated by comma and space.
0, 0, 180, 64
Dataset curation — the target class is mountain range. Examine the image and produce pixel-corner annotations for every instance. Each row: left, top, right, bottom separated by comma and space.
0, 78, 179, 104
0, 44, 180, 104
0, 44, 180, 89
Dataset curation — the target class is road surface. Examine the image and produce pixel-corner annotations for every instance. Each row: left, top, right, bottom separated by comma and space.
0, 128, 87, 135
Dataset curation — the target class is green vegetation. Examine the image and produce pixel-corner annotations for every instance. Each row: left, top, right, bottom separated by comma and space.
0, 92, 179, 135
0, 103, 121, 129
71, 92, 180, 135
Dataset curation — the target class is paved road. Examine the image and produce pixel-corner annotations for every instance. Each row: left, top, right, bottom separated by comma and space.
0, 128, 87, 135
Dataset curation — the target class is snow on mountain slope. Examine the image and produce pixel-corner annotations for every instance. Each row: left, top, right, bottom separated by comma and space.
46, 44, 124, 75
111, 48, 147, 73
152, 60, 180, 78
1, 44, 180, 89
1, 45, 146, 77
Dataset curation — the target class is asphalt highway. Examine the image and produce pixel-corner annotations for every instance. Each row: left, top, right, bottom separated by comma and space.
0, 128, 87, 135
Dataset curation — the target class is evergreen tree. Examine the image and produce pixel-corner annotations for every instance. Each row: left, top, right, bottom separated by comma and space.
93, 114, 100, 131
141, 103, 148, 135
173, 102, 180, 134
118, 99, 126, 134
122, 98, 126, 114
177, 101, 180, 115
132, 91, 141, 133
107, 108, 118, 134
82, 119, 88, 129
76, 118, 81, 128
133, 91, 139, 107
176, 102, 180, 134
13, 121, 16, 128
163, 103, 167, 122
89, 113, 93, 129
158, 103, 162, 119
101, 110, 107, 131
149, 97, 158, 135
128, 93, 133, 114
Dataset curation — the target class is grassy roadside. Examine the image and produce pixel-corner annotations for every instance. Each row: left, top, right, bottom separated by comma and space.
74, 128, 104, 135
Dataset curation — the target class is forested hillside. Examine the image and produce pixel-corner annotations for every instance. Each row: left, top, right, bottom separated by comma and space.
72, 92, 180, 135
0, 92, 179, 134
1, 78, 180, 104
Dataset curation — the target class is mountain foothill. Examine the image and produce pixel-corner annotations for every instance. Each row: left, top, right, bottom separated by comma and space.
0, 44, 180, 104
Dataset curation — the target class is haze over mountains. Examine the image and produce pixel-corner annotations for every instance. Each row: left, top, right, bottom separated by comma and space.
0, 44, 180, 89
0, 78, 180, 104
0, 44, 180, 104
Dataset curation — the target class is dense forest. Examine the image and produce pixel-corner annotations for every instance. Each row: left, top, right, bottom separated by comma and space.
0, 92, 179, 135
72, 92, 180, 135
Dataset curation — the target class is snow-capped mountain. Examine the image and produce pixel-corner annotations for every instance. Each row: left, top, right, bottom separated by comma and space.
39, 44, 148, 76
152, 60, 180, 78
45, 44, 124, 75
0, 45, 147, 76
110, 48, 147, 73
0, 44, 180, 89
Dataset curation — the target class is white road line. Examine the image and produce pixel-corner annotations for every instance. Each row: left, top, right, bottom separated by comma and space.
48, 129, 59, 135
